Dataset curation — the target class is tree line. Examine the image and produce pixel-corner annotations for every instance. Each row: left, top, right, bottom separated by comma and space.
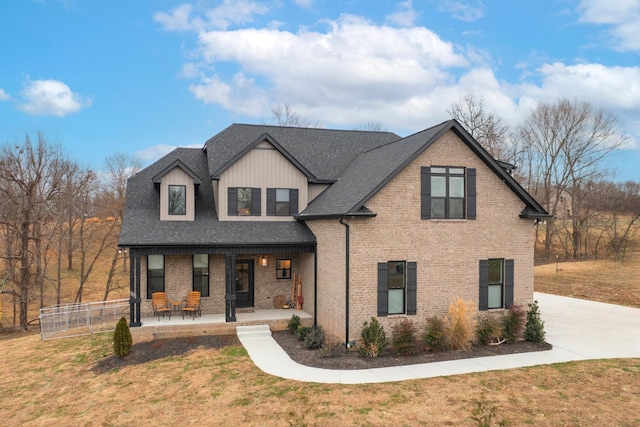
0, 134, 140, 330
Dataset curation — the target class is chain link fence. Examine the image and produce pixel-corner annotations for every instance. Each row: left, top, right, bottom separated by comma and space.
39, 299, 129, 340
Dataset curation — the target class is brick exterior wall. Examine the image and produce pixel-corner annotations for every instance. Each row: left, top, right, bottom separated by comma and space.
309, 130, 536, 341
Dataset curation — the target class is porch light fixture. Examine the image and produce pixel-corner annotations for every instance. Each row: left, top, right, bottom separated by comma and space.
260, 256, 268, 267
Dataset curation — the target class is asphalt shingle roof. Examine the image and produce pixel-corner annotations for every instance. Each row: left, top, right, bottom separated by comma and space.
204, 124, 400, 182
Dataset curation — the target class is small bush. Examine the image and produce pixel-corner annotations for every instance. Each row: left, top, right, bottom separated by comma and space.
287, 314, 301, 334
446, 298, 476, 350
391, 319, 419, 356
113, 316, 132, 358
501, 305, 526, 344
320, 337, 339, 357
359, 317, 388, 358
296, 325, 310, 341
475, 315, 502, 346
304, 326, 324, 349
422, 316, 447, 351
524, 300, 546, 343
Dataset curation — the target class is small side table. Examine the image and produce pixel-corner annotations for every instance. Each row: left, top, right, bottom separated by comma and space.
170, 301, 182, 313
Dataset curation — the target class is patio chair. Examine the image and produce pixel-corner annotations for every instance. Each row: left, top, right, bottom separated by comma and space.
152, 292, 171, 321
182, 291, 202, 320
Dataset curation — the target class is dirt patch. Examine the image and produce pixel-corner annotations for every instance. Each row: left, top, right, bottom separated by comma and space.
272, 331, 552, 369
92, 334, 240, 374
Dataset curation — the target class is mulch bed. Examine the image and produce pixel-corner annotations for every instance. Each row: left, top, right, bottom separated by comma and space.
91, 332, 551, 374
272, 331, 552, 370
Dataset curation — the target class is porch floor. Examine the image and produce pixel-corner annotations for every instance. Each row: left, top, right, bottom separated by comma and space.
132, 308, 312, 341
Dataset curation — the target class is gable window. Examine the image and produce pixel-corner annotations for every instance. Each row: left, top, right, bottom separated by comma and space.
228, 187, 261, 216
267, 188, 299, 216
421, 167, 476, 220
146, 255, 164, 299
193, 254, 209, 297
168, 185, 186, 215
377, 261, 417, 316
479, 259, 514, 310
276, 259, 291, 279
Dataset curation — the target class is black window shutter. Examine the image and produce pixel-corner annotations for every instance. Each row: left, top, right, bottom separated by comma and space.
407, 262, 417, 315
266, 188, 275, 216
421, 167, 431, 219
467, 168, 476, 220
504, 259, 514, 308
377, 262, 388, 317
479, 259, 489, 311
251, 188, 261, 216
289, 189, 299, 215
228, 188, 238, 216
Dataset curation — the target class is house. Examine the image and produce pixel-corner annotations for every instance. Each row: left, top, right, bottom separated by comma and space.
119, 120, 549, 343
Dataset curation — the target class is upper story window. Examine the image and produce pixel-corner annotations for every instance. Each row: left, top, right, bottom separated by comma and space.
228, 187, 261, 216
168, 185, 186, 215
267, 188, 299, 216
421, 166, 476, 220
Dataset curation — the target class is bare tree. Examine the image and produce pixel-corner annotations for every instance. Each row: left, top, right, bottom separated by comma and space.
95, 153, 141, 300
354, 121, 388, 132
448, 94, 511, 162
271, 104, 322, 128
0, 134, 68, 330
517, 99, 629, 259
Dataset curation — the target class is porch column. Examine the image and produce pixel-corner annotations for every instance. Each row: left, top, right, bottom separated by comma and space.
129, 254, 142, 327
225, 254, 236, 322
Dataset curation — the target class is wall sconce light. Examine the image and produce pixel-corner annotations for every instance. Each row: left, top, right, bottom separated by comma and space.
260, 256, 268, 267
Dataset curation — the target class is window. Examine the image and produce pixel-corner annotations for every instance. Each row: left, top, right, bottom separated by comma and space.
267, 188, 299, 216
276, 259, 291, 279
168, 185, 186, 215
228, 188, 261, 216
146, 255, 164, 299
377, 261, 417, 316
421, 167, 476, 220
193, 254, 209, 297
479, 259, 514, 310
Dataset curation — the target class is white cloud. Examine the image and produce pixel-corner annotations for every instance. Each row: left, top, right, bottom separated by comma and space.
436, 0, 485, 22
154, 0, 269, 32
578, 0, 640, 51
0, 88, 9, 101
294, 0, 314, 10
18, 79, 91, 117
386, 0, 420, 27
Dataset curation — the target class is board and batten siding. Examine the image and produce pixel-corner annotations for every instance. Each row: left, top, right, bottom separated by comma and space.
159, 167, 195, 221
218, 141, 309, 221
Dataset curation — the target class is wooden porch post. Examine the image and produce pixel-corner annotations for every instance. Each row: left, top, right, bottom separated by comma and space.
225, 254, 236, 322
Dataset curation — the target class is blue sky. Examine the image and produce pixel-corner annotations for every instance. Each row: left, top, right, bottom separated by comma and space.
1, 0, 638, 181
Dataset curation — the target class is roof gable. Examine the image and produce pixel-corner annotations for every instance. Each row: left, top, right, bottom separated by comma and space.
204, 124, 400, 183
299, 119, 549, 219
151, 159, 203, 185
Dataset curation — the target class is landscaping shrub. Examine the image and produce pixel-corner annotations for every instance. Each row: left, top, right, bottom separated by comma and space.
296, 324, 310, 341
304, 326, 324, 349
475, 315, 502, 346
501, 305, 526, 344
391, 319, 419, 356
359, 317, 388, 358
524, 300, 546, 343
445, 298, 476, 350
287, 314, 301, 334
113, 316, 132, 358
422, 316, 447, 351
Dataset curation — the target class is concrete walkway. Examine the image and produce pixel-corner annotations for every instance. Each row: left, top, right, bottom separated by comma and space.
237, 293, 640, 384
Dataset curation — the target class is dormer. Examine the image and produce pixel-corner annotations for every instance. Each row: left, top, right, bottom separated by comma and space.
152, 159, 202, 221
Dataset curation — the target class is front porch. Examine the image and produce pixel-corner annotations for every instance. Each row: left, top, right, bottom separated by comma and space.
131, 308, 313, 341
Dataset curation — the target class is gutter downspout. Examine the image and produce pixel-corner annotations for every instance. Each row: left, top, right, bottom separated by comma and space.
313, 243, 318, 328
339, 217, 350, 347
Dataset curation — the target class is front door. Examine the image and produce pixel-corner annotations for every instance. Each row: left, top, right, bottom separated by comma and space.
235, 260, 254, 308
